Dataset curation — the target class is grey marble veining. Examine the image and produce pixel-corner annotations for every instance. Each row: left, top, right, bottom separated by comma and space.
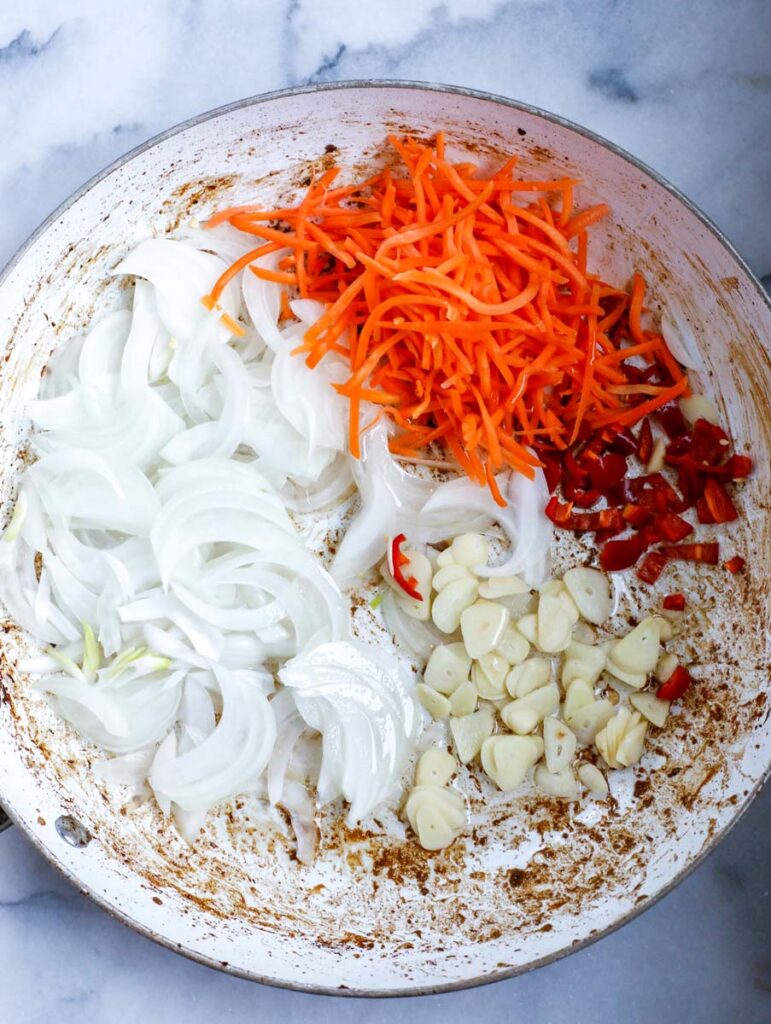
0, 1, 769, 1021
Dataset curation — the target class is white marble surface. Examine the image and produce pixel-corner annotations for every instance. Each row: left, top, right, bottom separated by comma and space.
0, 1, 769, 1020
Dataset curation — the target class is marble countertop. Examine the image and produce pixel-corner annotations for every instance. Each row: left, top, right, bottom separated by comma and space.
1, 1, 769, 1021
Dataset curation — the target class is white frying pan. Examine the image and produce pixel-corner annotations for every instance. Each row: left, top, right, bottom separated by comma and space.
0, 82, 769, 995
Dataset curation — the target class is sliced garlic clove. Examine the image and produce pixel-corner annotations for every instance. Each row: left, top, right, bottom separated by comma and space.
562, 567, 612, 625
565, 698, 615, 745
436, 548, 455, 568
451, 532, 490, 568
651, 614, 674, 641
416, 683, 451, 720
595, 707, 645, 768
516, 613, 538, 644
543, 717, 577, 773
616, 716, 648, 767
481, 734, 542, 791
501, 683, 560, 734
450, 708, 495, 764
563, 677, 595, 719
460, 600, 510, 659
506, 657, 551, 698
448, 679, 478, 716
534, 764, 579, 799
536, 594, 573, 653
431, 576, 479, 633
497, 590, 536, 619
478, 575, 529, 599
500, 705, 541, 735
577, 762, 609, 798
680, 393, 720, 426
495, 622, 530, 665
630, 692, 670, 728
433, 563, 475, 592
415, 748, 457, 787
604, 659, 648, 689
609, 616, 661, 674
646, 437, 666, 473
655, 652, 678, 684
561, 640, 607, 687
424, 642, 471, 695
405, 784, 467, 850
540, 580, 579, 625
476, 651, 510, 690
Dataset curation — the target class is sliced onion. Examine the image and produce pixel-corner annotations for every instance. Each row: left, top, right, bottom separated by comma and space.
661, 304, 705, 372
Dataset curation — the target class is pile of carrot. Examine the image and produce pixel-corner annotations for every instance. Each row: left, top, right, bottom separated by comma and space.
205, 133, 689, 505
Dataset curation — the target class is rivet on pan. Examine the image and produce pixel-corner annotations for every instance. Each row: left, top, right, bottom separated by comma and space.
55, 815, 91, 848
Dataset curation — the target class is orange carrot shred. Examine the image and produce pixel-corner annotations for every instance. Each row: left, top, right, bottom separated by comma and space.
204, 135, 689, 503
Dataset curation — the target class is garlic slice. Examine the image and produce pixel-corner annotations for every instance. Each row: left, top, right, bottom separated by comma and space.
501, 682, 560, 734
565, 698, 615, 744
495, 621, 530, 665
451, 532, 490, 568
516, 613, 538, 644
630, 692, 670, 728
562, 567, 611, 624
436, 548, 455, 568
506, 657, 551, 698
563, 677, 594, 719
450, 708, 495, 764
424, 642, 471, 695
449, 680, 477, 716
680, 393, 720, 426
415, 748, 457, 787
595, 708, 648, 768
481, 734, 543, 790
478, 575, 529, 600
543, 717, 577, 773
604, 659, 648, 689
460, 600, 509, 659
405, 784, 467, 851
536, 594, 573, 653
433, 564, 475, 592
416, 683, 451, 720
431, 577, 479, 633
534, 764, 579, 799
561, 641, 606, 687
609, 616, 661, 675
472, 652, 510, 698
577, 762, 608, 798
655, 652, 678, 684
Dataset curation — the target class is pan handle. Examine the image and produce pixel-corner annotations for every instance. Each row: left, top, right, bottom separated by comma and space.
0, 804, 11, 833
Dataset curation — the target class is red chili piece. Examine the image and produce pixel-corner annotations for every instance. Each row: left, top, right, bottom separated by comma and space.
659, 542, 720, 565
690, 419, 730, 465
654, 512, 694, 542
662, 593, 686, 611
637, 418, 653, 464
545, 497, 625, 532
599, 534, 647, 571
656, 403, 688, 439
390, 534, 423, 601
696, 478, 738, 524
657, 665, 692, 701
725, 454, 752, 479
636, 551, 668, 583
724, 555, 746, 574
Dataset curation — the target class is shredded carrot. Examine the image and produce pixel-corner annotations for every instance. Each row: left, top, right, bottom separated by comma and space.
205, 134, 688, 501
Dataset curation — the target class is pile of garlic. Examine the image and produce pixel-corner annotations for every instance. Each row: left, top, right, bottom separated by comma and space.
382, 533, 684, 851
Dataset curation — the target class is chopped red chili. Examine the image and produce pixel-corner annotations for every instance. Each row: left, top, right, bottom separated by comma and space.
623, 503, 652, 529
636, 550, 668, 583
599, 534, 647, 571
657, 665, 692, 701
724, 555, 746, 574
659, 542, 720, 565
654, 512, 694, 542
390, 534, 423, 601
724, 453, 752, 479
637, 418, 653, 465
690, 419, 730, 465
662, 593, 686, 611
545, 496, 625, 532
696, 478, 738, 524
656, 403, 688, 439
588, 452, 628, 492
